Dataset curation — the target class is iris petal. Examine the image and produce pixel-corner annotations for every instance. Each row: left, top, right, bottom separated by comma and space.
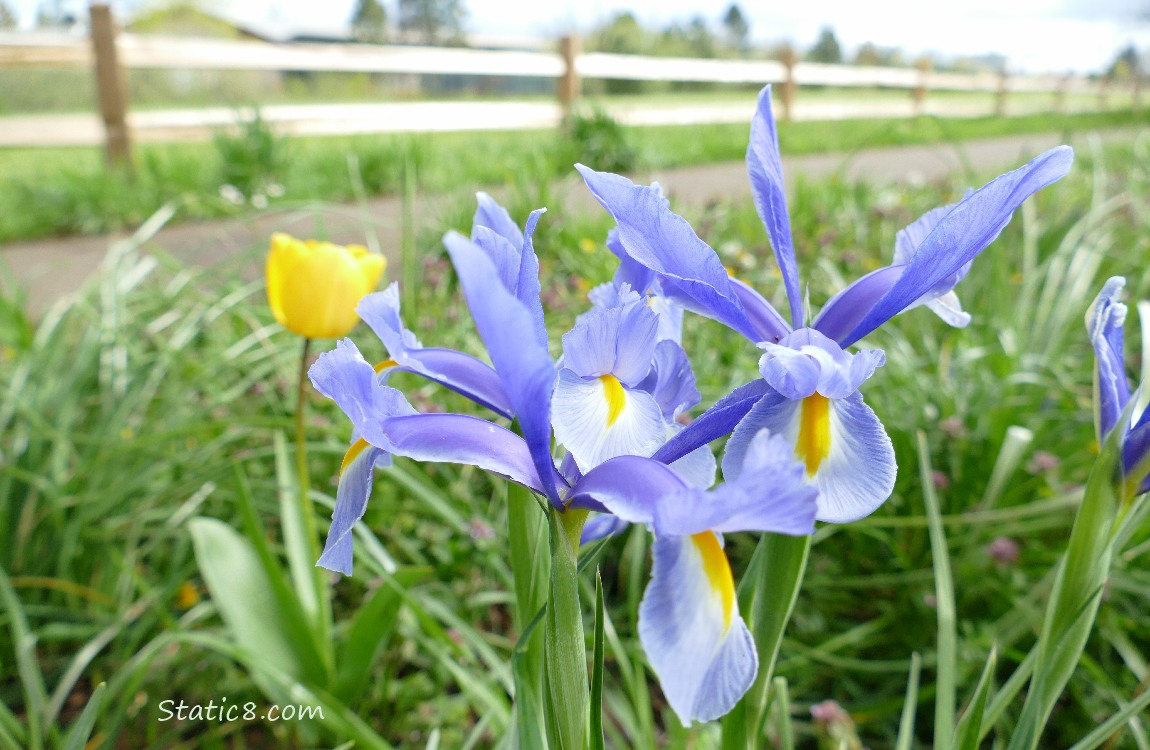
552, 370, 666, 473
747, 85, 803, 328
652, 379, 770, 465
316, 440, 391, 575
725, 391, 896, 523
638, 534, 757, 725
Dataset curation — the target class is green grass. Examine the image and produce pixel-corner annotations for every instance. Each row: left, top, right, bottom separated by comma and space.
0, 105, 1146, 243
1, 127, 1149, 748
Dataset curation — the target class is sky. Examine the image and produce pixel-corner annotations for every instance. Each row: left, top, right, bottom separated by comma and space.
12, 0, 1150, 74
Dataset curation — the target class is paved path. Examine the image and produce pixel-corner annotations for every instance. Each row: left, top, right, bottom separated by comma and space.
0, 129, 1122, 317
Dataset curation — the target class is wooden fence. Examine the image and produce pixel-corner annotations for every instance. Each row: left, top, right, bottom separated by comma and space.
0, 4, 1142, 166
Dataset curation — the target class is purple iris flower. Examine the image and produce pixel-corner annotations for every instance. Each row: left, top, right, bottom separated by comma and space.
577, 85, 1073, 523
1086, 277, 1150, 494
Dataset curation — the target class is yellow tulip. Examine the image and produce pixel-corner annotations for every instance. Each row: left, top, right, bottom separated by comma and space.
266, 232, 386, 339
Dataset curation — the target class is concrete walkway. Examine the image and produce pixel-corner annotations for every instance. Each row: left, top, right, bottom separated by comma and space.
0, 129, 1120, 317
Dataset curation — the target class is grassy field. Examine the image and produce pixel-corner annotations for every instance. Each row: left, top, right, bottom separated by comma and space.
1, 115, 1149, 748
0, 105, 1146, 243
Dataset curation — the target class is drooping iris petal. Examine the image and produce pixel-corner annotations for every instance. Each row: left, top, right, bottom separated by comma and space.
655, 431, 817, 537
652, 379, 771, 465
552, 370, 666, 473
843, 145, 1074, 346
812, 266, 904, 344
317, 439, 391, 575
1086, 277, 1130, 441
568, 454, 689, 522
358, 286, 513, 417
758, 328, 885, 400
580, 513, 631, 545
665, 423, 718, 489
443, 231, 560, 504
724, 390, 896, 523
308, 339, 417, 447
639, 340, 701, 420
562, 291, 660, 386
638, 534, 757, 725
576, 164, 761, 342
747, 85, 803, 328
383, 413, 558, 494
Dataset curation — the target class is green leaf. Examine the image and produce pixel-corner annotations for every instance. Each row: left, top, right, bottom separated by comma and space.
332, 578, 405, 703
953, 647, 997, 750
894, 653, 922, 750
1066, 687, 1150, 750
918, 431, 956, 750
511, 607, 548, 750
771, 677, 794, 750
507, 483, 549, 749
543, 509, 588, 750
189, 517, 311, 685
590, 568, 606, 750
0, 565, 45, 750
61, 682, 105, 750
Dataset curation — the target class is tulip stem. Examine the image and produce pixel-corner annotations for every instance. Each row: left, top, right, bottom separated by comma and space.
295, 337, 332, 654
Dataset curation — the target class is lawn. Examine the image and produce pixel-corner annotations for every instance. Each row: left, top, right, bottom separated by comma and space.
1, 111, 1149, 748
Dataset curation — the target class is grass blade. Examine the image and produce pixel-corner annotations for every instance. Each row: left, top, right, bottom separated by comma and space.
895, 653, 923, 750
919, 431, 956, 750
953, 646, 998, 750
590, 568, 606, 750
61, 682, 105, 750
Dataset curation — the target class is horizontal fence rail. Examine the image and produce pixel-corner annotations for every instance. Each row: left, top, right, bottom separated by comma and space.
0, 5, 1142, 163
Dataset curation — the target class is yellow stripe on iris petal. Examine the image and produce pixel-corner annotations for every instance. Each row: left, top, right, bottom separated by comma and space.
340, 438, 371, 476
691, 531, 736, 631
599, 374, 626, 427
373, 359, 398, 374
796, 393, 832, 476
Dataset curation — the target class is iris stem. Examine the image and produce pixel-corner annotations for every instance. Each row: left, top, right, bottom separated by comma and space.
544, 507, 588, 750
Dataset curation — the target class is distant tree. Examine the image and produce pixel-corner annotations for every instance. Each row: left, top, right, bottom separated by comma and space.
807, 26, 842, 64
593, 11, 643, 55
1107, 44, 1142, 80
0, 0, 16, 29
658, 16, 715, 58
398, 0, 465, 45
853, 42, 902, 67
351, 0, 388, 43
721, 3, 750, 53
34, 0, 67, 28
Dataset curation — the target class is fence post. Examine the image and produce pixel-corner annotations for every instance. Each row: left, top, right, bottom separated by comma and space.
90, 4, 132, 169
913, 57, 931, 115
557, 34, 581, 117
995, 63, 1009, 116
780, 46, 798, 123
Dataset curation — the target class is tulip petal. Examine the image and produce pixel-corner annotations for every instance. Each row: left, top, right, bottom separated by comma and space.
317, 439, 391, 575
651, 379, 770, 465
444, 231, 560, 504
576, 164, 760, 342
843, 145, 1074, 346
639, 534, 757, 725
552, 370, 666, 474
747, 85, 802, 328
